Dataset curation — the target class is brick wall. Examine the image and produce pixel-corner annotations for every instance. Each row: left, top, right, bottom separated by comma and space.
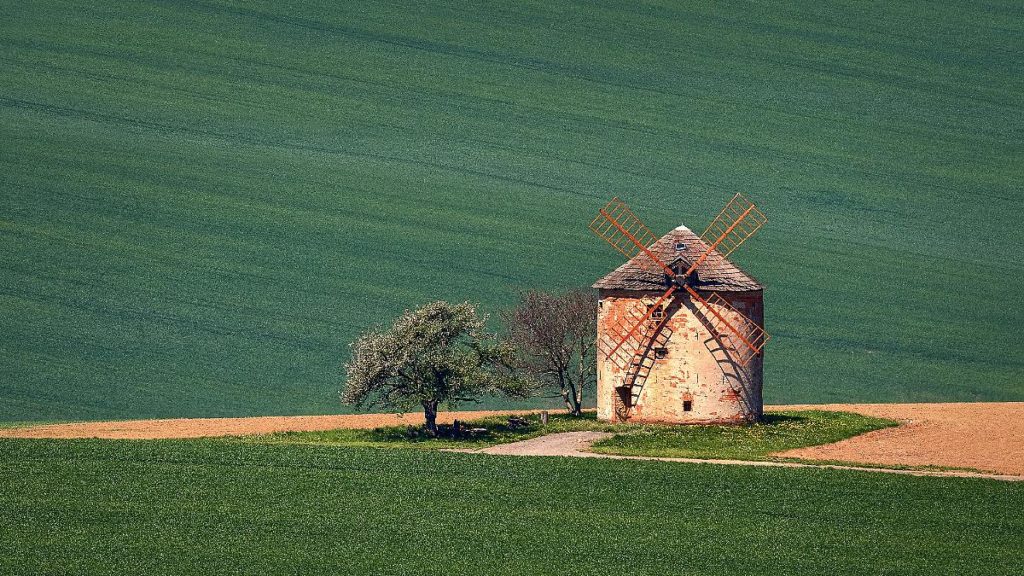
596, 289, 763, 424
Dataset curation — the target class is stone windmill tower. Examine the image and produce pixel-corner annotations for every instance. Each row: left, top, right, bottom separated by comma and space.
589, 194, 769, 424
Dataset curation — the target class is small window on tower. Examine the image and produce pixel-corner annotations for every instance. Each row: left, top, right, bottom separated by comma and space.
615, 386, 632, 408
654, 347, 668, 359
683, 400, 693, 412
648, 304, 665, 320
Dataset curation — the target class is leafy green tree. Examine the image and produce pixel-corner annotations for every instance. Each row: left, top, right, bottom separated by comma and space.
342, 301, 533, 434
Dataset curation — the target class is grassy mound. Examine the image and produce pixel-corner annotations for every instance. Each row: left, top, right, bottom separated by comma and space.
260, 409, 897, 463
590, 410, 896, 460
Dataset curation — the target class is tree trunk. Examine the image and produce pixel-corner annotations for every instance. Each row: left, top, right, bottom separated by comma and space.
575, 341, 588, 416
566, 381, 581, 416
558, 373, 577, 415
422, 399, 439, 435
560, 386, 575, 414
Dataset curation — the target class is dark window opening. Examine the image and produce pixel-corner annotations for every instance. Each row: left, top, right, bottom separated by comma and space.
615, 386, 633, 408
675, 242, 687, 252
648, 304, 665, 320
654, 347, 668, 359
683, 400, 693, 412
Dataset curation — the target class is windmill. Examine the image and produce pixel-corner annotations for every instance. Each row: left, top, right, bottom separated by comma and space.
589, 194, 769, 423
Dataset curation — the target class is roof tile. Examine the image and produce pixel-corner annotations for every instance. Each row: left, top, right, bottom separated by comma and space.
592, 225, 762, 292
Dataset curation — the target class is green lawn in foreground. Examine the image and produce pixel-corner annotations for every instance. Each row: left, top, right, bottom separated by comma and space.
261, 410, 897, 462
0, 439, 1021, 575
2, 0, 1022, 421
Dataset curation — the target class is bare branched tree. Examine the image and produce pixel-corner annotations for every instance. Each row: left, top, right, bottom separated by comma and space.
502, 289, 597, 416
342, 301, 534, 434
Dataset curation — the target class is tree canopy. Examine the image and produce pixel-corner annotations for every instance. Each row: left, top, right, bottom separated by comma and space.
503, 289, 597, 416
342, 301, 533, 433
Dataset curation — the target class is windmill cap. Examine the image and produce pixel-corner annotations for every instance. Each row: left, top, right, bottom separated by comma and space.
593, 226, 762, 292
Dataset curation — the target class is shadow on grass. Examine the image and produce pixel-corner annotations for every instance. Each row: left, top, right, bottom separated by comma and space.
760, 413, 808, 425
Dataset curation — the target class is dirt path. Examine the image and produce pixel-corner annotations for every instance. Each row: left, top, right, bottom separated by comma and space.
460, 431, 1023, 482
0, 410, 536, 440
477, 431, 613, 457
768, 402, 1024, 476
2, 403, 1021, 478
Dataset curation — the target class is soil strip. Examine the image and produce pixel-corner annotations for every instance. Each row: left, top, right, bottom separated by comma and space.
3, 402, 1021, 478
0, 410, 537, 440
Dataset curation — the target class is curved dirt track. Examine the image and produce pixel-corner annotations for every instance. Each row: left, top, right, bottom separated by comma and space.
2, 403, 1022, 477
461, 431, 1022, 482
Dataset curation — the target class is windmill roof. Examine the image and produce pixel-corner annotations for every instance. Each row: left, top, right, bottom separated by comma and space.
592, 225, 763, 292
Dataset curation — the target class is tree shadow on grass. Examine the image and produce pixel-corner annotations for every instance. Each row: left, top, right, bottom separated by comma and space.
365, 416, 538, 444
760, 414, 808, 425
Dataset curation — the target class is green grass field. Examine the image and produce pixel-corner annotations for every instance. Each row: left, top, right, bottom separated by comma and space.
2, 0, 1022, 421
1, 439, 1021, 575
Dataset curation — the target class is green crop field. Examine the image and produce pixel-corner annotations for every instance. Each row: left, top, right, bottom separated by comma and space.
1, 1, 1021, 422
0, 439, 1020, 575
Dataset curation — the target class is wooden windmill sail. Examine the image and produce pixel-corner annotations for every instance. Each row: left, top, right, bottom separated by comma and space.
589, 194, 770, 395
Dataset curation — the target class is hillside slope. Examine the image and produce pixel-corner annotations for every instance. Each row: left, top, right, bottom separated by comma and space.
1, 0, 1021, 421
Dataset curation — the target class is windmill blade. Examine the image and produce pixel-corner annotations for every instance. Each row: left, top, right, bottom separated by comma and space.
684, 193, 767, 277
601, 285, 677, 365
598, 303, 648, 369
599, 299, 674, 374
684, 285, 769, 367
700, 192, 767, 259
599, 305, 659, 372
590, 197, 675, 275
